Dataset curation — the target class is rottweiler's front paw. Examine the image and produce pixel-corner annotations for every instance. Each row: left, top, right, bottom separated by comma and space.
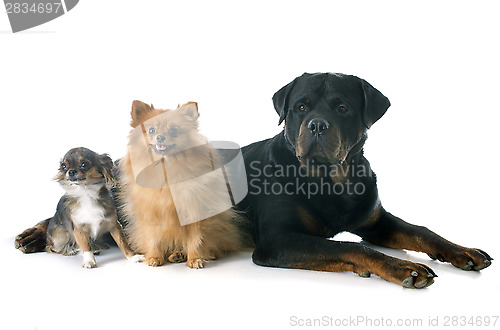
374, 260, 437, 289
428, 247, 492, 271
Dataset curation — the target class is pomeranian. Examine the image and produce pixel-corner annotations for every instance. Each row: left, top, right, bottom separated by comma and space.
117, 100, 247, 268
47, 147, 144, 268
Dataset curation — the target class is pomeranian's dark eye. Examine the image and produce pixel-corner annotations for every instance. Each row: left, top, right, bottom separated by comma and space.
169, 127, 178, 137
148, 127, 156, 135
60, 163, 67, 170
80, 161, 89, 170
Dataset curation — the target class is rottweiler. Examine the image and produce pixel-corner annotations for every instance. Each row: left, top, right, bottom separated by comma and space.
238, 72, 492, 288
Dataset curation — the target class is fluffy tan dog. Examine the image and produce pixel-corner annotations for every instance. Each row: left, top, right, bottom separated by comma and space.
118, 100, 246, 268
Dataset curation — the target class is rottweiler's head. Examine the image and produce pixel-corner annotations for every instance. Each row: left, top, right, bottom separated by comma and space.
273, 72, 390, 166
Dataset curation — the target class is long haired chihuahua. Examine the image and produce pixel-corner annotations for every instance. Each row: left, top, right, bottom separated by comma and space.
48, 147, 144, 268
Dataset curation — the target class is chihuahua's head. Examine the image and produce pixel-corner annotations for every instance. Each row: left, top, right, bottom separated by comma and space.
130, 100, 203, 156
55, 147, 114, 188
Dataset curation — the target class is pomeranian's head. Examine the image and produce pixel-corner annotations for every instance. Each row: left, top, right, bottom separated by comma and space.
129, 100, 204, 156
54, 147, 114, 188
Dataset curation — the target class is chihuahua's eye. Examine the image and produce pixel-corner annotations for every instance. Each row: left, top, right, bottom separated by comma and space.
80, 161, 89, 170
148, 127, 156, 135
169, 127, 178, 137
60, 163, 67, 170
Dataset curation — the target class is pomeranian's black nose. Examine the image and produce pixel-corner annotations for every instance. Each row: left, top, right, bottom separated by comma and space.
156, 135, 166, 143
68, 169, 77, 177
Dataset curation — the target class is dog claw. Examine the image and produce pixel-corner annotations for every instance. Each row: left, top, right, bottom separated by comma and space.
410, 271, 418, 277
402, 276, 414, 288
415, 279, 428, 289
461, 260, 474, 270
475, 259, 491, 271
358, 271, 371, 278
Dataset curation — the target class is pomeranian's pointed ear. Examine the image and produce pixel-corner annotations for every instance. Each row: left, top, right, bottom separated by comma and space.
99, 153, 115, 188
178, 102, 199, 120
131, 100, 155, 127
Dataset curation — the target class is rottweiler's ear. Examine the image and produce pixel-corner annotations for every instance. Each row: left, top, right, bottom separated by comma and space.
178, 102, 199, 121
131, 100, 155, 128
99, 153, 115, 188
361, 80, 391, 129
273, 78, 298, 126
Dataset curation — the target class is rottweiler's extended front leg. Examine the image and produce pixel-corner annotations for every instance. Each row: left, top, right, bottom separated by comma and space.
253, 233, 436, 288
353, 207, 492, 271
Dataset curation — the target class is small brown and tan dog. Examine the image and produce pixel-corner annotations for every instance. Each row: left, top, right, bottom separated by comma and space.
46, 147, 144, 268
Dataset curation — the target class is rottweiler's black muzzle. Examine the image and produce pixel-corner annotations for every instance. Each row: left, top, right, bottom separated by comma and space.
307, 118, 330, 137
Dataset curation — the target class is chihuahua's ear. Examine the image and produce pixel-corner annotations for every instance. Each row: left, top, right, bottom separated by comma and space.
178, 102, 199, 121
131, 100, 155, 127
99, 154, 115, 188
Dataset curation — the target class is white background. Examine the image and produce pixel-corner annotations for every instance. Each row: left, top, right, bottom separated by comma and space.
1, 1, 499, 329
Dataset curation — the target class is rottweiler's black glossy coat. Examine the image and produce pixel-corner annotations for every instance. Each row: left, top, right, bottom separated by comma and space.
238, 73, 492, 288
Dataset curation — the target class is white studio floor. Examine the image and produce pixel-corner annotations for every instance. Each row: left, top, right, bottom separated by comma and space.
3, 229, 498, 330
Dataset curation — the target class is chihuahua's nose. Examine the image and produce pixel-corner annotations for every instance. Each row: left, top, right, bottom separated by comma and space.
307, 118, 330, 136
156, 135, 166, 143
68, 169, 77, 177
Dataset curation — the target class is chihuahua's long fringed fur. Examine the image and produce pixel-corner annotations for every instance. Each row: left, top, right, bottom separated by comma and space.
118, 101, 248, 268
47, 147, 144, 268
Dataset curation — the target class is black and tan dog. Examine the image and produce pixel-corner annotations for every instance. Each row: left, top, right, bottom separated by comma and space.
238, 72, 492, 288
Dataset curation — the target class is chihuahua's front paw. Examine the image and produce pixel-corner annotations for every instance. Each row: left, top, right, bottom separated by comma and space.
82, 252, 97, 269
128, 254, 145, 263
186, 258, 206, 269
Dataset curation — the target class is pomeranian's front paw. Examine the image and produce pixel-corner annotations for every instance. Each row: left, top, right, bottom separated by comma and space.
128, 254, 145, 263
146, 256, 166, 267
82, 252, 97, 269
168, 251, 187, 263
186, 258, 206, 269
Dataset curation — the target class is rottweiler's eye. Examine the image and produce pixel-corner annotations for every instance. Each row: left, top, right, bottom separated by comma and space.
298, 104, 306, 111
169, 127, 178, 137
338, 106, 349, 114
148, 127, 156, 135
80, 161, 89, 170
60, 163, 67, 170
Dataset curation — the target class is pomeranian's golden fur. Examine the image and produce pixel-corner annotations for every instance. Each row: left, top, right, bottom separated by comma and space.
118, 100, 246, 268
